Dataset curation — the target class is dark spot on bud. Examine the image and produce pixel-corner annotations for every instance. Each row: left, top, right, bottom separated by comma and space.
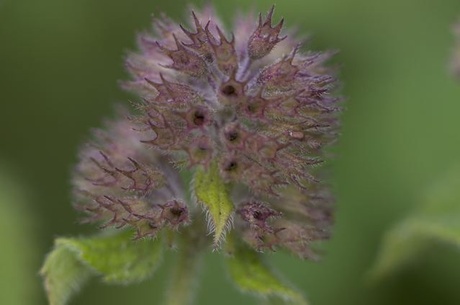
170, 206, 185, 216
204, 53, 213, 62
226, 130, 239, 142
237, 201, 282, 233
193, 110, 205, 126
221, 85, 237, 96
161, 200, 189, 226
253, 210, 263, 220
224, 160, 238, 171
247, 104, 256, 113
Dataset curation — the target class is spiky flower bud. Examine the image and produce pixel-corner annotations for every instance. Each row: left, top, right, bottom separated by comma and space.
73, 5, 341, 259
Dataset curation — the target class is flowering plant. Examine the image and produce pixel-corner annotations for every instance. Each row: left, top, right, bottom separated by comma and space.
41, 6, 341, 305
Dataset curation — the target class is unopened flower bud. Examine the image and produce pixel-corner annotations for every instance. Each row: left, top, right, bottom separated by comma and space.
248, 6, 286, 60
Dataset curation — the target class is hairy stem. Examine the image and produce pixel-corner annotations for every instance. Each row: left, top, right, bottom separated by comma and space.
162, 230, 204, 305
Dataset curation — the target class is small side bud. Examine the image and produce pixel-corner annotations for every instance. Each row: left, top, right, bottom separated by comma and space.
257, 53, 299, 91
209, 26, 238, 75
145, 75, 202, 109
180, 11, 215, 61
157, 35, 208, 78
237, 201, 282, 251
159, 200, 189, 228
247, 6, 286, 60
237, 201, 281, 233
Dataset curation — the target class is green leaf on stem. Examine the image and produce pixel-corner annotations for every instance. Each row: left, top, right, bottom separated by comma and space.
225, 236, 308, 305
40, 230, 163, 305
370, 164, 460, 279
193, 162, 234, 246
59, 231, 163, 283
40, 244, 92, 305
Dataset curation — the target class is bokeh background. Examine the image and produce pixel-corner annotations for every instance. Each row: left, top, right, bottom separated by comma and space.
1, 0, 460, 304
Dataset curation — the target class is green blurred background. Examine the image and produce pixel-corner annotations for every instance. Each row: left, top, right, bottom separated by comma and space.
1, 0, 460, 304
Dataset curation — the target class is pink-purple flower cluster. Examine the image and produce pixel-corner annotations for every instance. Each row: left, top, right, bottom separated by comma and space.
73, 6, 341, 259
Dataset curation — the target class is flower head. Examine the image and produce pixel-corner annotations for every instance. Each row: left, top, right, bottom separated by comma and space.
73, 6, 341, 259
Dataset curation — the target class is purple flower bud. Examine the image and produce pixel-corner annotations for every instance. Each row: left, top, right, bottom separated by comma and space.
73, 6, 341, 257
157, 34, 209, 77
248, 6, 286, 60
72, 110, 189, 239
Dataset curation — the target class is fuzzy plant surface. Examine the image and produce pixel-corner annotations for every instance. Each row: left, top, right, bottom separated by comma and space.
41, 5, 342, 305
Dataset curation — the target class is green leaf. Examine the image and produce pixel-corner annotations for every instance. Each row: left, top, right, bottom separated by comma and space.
193, 162, 234, 245
58, 231, 163, 283
40, 245, 92, 305
370, 164, 460, 279
225, 236, 308, 305
40, 230, 163, 305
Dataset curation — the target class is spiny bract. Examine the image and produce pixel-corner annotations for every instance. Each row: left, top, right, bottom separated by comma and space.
73, 6, 341, 259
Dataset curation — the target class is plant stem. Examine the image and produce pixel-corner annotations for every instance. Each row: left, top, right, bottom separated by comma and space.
162, 232, 204, 305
